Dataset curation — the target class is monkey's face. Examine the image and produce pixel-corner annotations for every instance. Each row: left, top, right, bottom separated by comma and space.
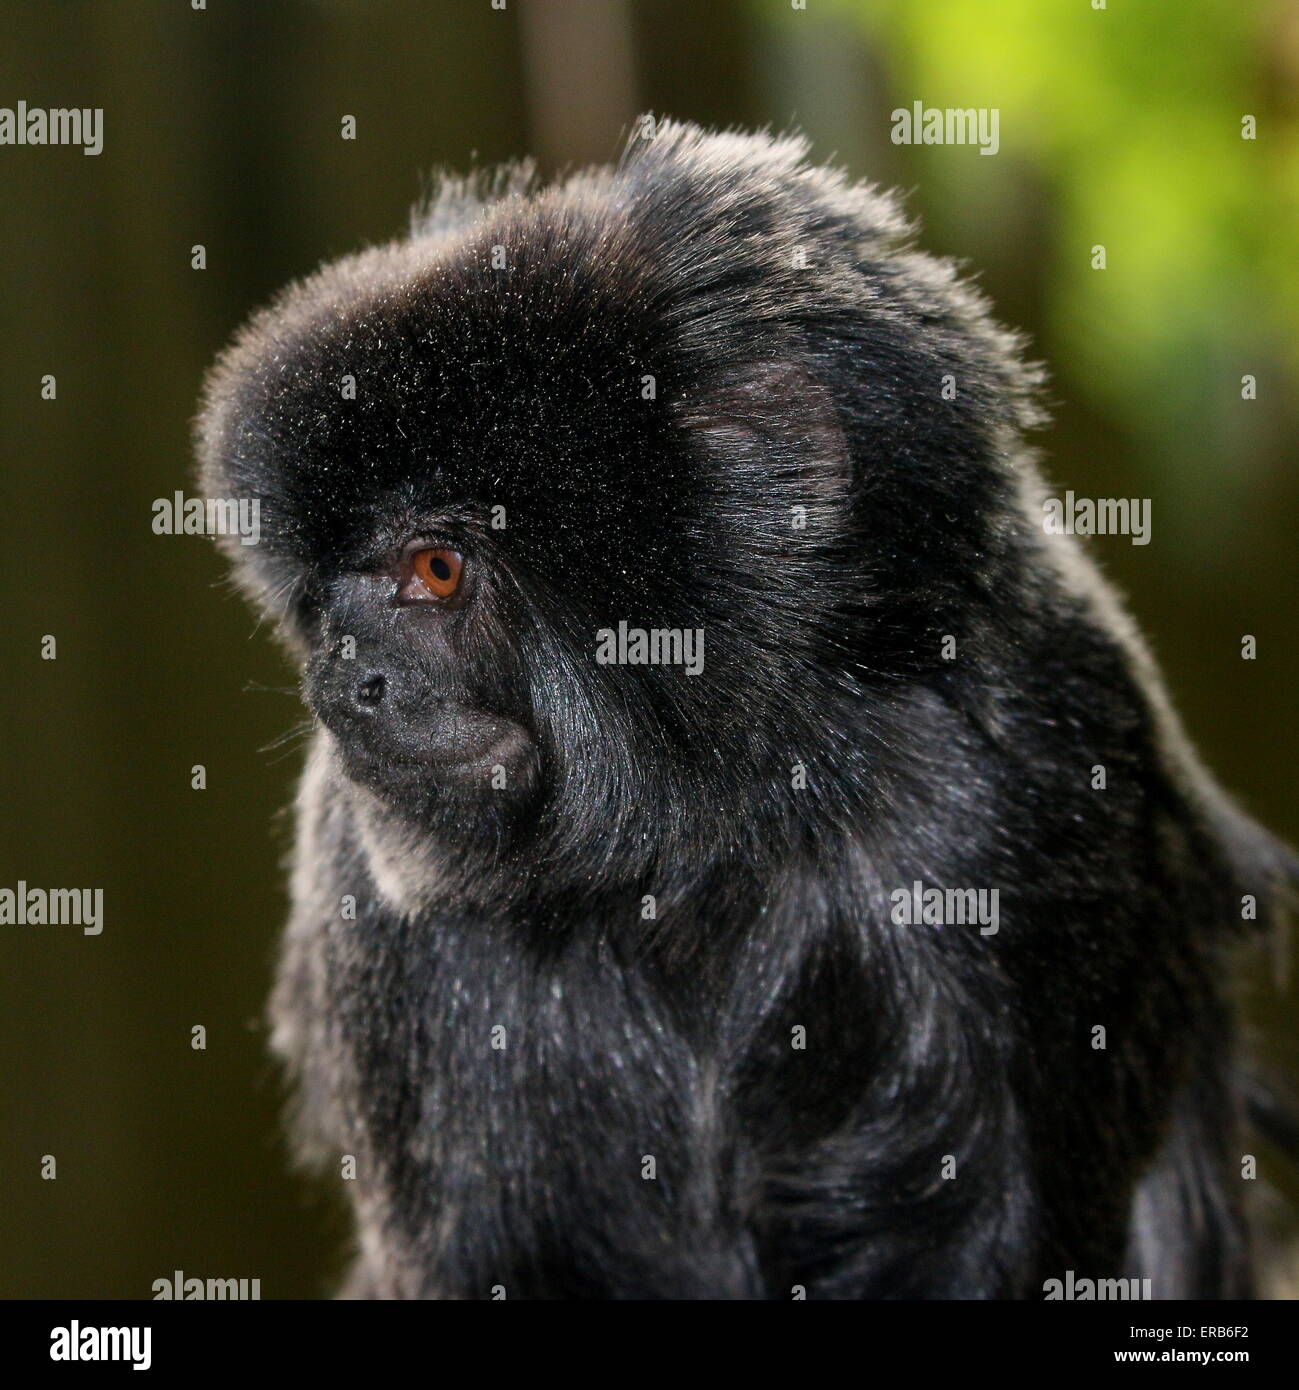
200, 239, 853, 887
299, 530, 538, 809
198, 168, 1020, 893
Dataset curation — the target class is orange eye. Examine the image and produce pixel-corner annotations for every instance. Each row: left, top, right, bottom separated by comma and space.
410, 547, 464, 601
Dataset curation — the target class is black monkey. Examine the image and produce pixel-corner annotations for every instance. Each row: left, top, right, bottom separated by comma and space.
198, 120, 1293, 1299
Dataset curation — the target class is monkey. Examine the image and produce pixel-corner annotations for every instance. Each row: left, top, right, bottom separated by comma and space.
197, 119, 1294, 1299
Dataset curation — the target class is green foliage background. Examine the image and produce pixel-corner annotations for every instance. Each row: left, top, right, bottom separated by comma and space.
837, 0, 1299, 524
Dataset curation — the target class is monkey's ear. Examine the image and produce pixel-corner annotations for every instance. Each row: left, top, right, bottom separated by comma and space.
674, 360, 852, 502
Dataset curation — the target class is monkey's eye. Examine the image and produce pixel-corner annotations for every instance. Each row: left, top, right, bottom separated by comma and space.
399, 547, 465, 604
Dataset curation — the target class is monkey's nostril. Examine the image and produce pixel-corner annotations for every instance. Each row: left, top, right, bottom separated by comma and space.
355, 674, 387, 708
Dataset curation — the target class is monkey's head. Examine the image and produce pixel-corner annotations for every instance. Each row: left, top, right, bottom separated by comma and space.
198, 121, 1044, 905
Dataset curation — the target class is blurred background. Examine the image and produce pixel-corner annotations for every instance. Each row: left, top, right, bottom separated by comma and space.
1, 0, 1296, 1298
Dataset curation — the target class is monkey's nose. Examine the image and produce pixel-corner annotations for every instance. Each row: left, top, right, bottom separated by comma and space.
354, 673, 387, 709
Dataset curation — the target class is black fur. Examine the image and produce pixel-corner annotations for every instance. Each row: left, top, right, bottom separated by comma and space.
197, 120, 1293, 1299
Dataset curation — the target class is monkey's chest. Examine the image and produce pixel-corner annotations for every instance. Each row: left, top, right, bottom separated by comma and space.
323, 918, 837, 1297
